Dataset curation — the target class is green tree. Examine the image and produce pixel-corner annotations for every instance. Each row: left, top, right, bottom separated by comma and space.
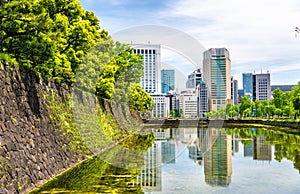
291, 82, 300, 118
272, 88, 284, 109
0, 0, 102, 84
253, 100, 262, 117
129, 84, 154, 112
239, 96, 252, 117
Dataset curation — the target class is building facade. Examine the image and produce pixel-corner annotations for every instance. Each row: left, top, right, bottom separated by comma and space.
253, 73, 271, 101
150, 94, 166, 118
242, 73, 253, 100
231, 77, 238, 105
203, 48, 231, 111
186, 68, 203, 88
197, 81, 209, 117
132, 44, 161, 94
179, 89, 198, 118
161, 69, 175, 94
165, 91, 180, 117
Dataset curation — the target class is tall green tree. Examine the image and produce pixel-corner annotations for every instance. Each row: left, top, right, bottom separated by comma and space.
239, 96, 252, 117
273, 88, 284, 109
292, 82, 300, 118
0, 0, 102, 84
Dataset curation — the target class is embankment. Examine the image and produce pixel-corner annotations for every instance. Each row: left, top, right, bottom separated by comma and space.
0, 62, 87, 193
144, 119, 300, 130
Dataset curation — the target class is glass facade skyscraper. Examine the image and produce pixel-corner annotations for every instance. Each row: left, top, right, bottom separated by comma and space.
161, 69, 175, 94
242, 73, 253, 100
203, 48, 231, 111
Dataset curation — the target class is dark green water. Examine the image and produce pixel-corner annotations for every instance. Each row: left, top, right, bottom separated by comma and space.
31, 127, 300, 194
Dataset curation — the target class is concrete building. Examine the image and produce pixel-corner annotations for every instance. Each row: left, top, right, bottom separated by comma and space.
150, 94, 166, 118
203, 48, 231, 111
132, 44, 161, 94
179, 89, 198, 118
196, 81, 209, 117
161, 69, 175, 94
186, 68, 202, 89
253, 73, 271, 101
165, 91, 180, 117
231, 77, 238, 105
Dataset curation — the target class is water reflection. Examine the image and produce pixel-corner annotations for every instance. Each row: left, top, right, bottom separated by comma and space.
31, 127, 300, 193
138, 127, 300, 192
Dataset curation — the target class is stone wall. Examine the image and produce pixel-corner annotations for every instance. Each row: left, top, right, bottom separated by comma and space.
0, 62, 85, 193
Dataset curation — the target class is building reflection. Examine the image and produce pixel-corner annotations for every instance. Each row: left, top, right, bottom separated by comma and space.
253, 136, 272, 161
203, 129, 232, 187
244, 136, 272, 161
139, 127, 234, 191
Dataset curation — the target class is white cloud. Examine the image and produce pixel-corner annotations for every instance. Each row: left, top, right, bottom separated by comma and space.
159, 0, 300, 85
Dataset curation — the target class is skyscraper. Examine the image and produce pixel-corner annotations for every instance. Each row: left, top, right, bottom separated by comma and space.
242, 73, 253, 100
132, 44, 161, 94
203, 48, 231, 111
161, 69, 175, 94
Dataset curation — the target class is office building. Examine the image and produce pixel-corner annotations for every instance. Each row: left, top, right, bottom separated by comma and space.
161, 69, 175, 94
203, 48, 231, 111
165, 91, 180, 117
197, 81, 209, 117
179, 89, 198, 118
150, 94, 166, 118
231, 77, 238, 105
186, 68, 203, 88
238, 89, 245, 103
132, 44, 161, 94
253, 73, 271, 101
243, 73, 253, 100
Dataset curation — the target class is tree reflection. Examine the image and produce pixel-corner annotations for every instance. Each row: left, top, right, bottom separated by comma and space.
224, 128, 300, 173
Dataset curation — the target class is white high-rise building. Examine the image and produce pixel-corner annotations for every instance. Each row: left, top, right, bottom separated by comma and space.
179, 89, 198, 118
132, 44, 161, 94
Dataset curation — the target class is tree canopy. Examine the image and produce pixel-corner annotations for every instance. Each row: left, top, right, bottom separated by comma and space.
0, 0, 103, 84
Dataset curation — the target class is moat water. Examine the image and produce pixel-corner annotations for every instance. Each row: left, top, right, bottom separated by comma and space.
32, 127, 300, 194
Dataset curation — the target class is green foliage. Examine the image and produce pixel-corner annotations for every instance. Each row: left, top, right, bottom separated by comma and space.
46, 91, 90, 157
120, 133, 154, 151
0, 0, 102, 84
95, 46, 143, 101
29, 156, 144, 193
129, 84, 154, 112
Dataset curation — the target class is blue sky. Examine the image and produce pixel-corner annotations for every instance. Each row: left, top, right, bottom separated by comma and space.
79, 0, 300, 88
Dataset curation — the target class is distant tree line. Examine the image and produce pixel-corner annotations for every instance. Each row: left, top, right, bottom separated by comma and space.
207, 82, 300, 119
